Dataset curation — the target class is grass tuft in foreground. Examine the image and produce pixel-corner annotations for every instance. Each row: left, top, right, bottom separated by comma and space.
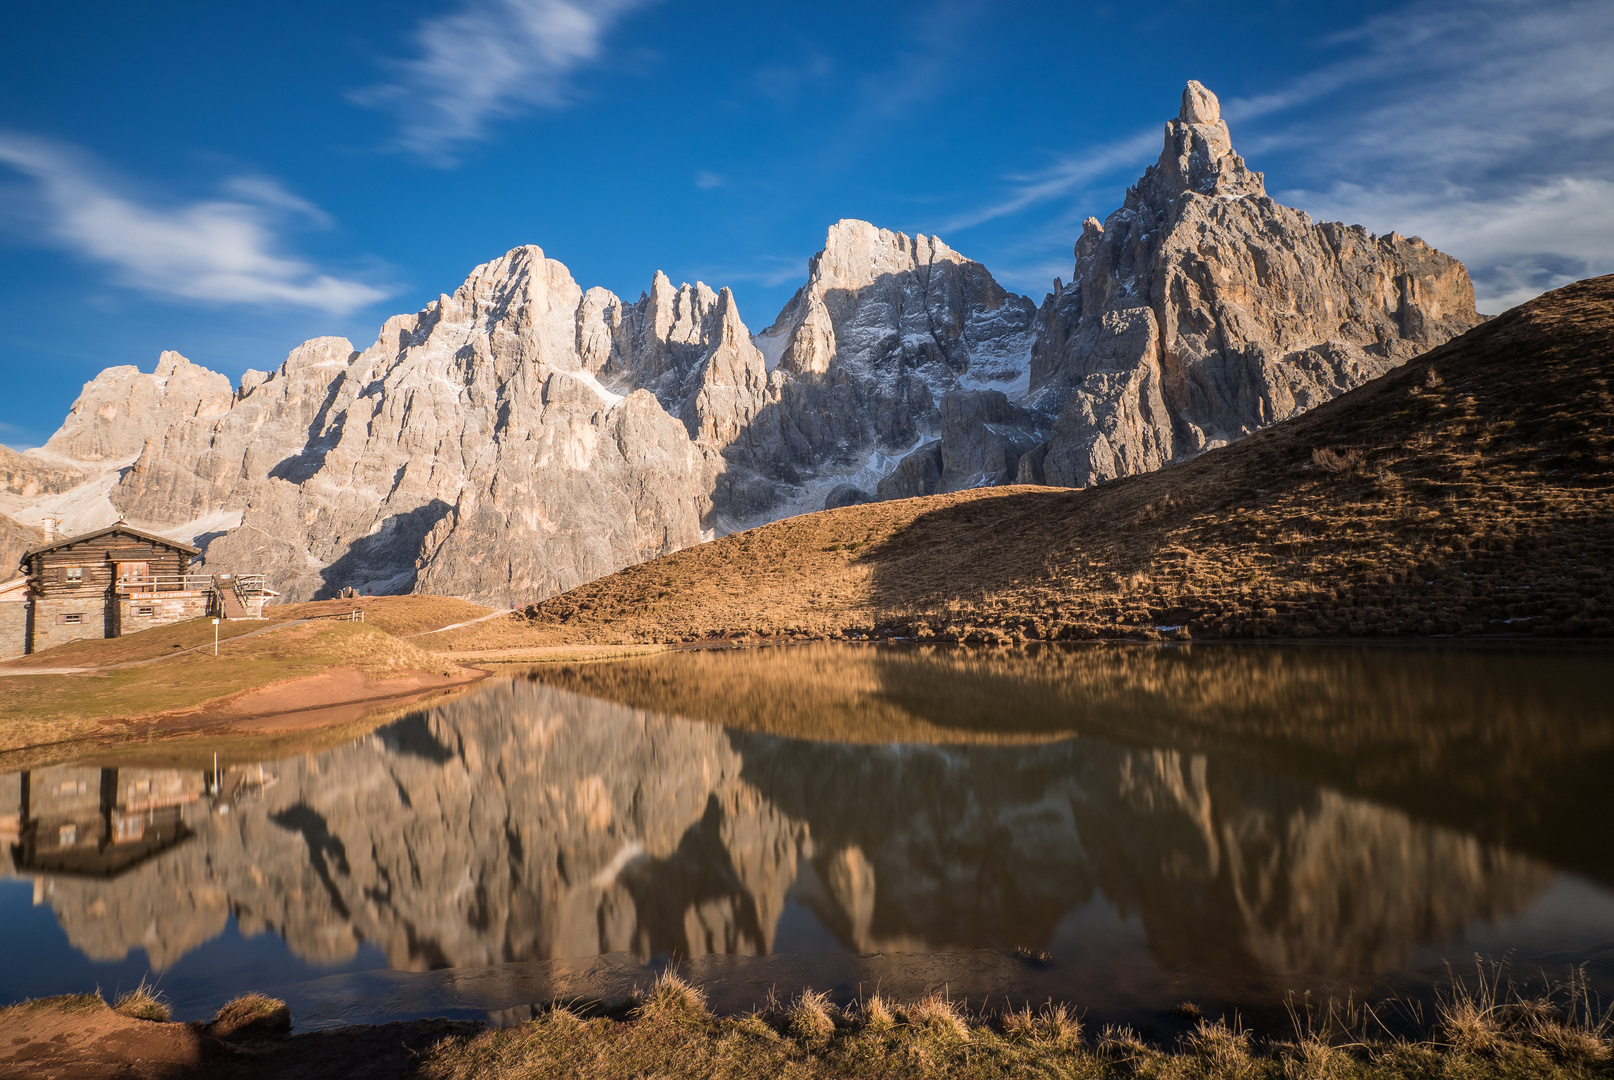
419, 975, 1614, 1080
112, 980, 170, 1022
633, 971, 710, 1022
209, 992, 292, 1039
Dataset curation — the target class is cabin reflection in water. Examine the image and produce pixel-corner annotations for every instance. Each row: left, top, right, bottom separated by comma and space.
2, 767, 201, 879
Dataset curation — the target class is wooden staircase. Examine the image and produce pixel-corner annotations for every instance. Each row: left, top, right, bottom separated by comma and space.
216, 587, 251, 620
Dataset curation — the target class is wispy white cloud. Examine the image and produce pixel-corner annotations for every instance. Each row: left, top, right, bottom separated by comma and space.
948, 0, 1614, 311
219, 176, 335, 227
694, 170, 726, 190
354, 0, 650, 165
698, 254, 809, 292
0, 133, 389, 314
939, 128, 1160, 234
1258, 0, 1614, 312
1287, 177, 1614, 313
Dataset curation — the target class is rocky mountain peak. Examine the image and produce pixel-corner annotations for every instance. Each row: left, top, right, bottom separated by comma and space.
43, 352, 233, 463
1135, 79, 1265, 206
13, 83, 1484, 607
1027, 81, 1477, 490
713, 286, 749, 346
1179, 79, 1221, 125
810, 218, 962, 293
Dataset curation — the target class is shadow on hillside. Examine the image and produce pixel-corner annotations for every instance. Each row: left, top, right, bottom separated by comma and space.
856, 483, 1163, 624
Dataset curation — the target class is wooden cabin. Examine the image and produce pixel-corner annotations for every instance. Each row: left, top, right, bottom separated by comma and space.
18, 523, 207, 652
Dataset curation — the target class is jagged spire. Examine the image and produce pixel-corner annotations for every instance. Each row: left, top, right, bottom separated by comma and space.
1137, 80, 1265, 203
1179, 80, 1221, 125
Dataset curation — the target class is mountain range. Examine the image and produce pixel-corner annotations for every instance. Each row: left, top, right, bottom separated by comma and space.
0, 82, 1478, 605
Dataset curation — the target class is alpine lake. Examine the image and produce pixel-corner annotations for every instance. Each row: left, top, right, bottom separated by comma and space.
3, 641, 1612, 1034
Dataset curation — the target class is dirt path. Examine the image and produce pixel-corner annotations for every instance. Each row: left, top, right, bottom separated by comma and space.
405, 607, 517, 637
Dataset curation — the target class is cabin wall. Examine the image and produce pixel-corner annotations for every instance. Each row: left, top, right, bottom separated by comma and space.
0, 598, 25, 660
117, 591, 213, 635
30, 539, 187, 601
30, 595, 109, 651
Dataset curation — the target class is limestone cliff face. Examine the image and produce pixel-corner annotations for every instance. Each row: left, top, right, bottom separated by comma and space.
16, 82, 1478, 603
5, 682, 1547, 980
110, 249, 716, 604
1024, 81, 1479, 487
739, 220, 1039, 517
0, 512, 41, 580
44, 351, 235, 464
0, 445, 86, 500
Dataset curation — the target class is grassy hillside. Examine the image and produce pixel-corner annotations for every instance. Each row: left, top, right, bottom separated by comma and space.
429, 275, 1614, 649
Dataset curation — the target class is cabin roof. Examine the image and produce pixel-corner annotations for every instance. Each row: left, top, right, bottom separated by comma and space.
24, 523, 200, 559
0, 576, 27, 597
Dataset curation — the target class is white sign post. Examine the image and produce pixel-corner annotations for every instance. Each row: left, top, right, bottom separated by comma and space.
213, 617, 220, 656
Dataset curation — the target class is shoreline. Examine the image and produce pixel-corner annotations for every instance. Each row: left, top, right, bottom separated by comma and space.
3, 966, 1608, 1080
0, 663, 490, 769
4, 633, 1612, 763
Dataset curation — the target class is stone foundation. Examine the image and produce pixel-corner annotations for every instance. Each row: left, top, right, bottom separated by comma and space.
117, 591, 213, 636
0, 601, 26, 661
30, 596, 109, 652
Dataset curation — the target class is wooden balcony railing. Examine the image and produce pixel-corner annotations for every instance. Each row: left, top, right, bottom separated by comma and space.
115, 574, 216, 595
115, 573, 274, 597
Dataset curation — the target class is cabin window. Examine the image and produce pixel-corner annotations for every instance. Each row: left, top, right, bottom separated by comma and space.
135, 605, 154, 617
59, 824, 76, 846
64, 566, 83, 586
57, 613, 83, 625
117, 562, 149, 583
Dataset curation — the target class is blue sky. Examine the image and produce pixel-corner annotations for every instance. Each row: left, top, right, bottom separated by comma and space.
2, 0, 1611, 449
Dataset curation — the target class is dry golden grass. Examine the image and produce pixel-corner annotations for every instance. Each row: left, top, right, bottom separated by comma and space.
0, 596, 490, 674
0, 616, 277, 670
271, 594, 496, 636
111, 980, 169, 1022
416, 975, 1614, 1080
208, 993, 291, 1039
0, 621, 464, 753
435, 275, 1614, 650
7, 973, 1610, 1080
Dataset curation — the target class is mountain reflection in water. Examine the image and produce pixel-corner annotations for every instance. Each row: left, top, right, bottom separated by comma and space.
2, 643, 1611, 1017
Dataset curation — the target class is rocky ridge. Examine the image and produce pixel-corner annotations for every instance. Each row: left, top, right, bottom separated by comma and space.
2, 82, 1478, 604
1020, 81, 1478, 489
